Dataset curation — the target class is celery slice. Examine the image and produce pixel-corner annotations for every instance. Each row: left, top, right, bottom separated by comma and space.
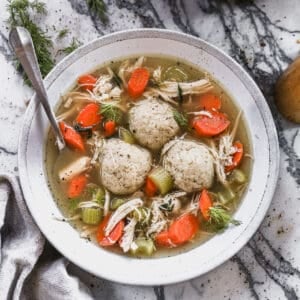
110, 198, 125, 210
162, 66, 189, 82
119, 127, 135, 144
81, 208, 102, 225
217, 186, 236, 205
149, 167, 173, 195
229, 169, 247, 184
130, 238, 155, 256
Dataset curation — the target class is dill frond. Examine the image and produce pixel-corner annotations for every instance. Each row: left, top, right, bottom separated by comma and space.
101, 103, 122, 123
7, 0, 54, 82
177, 84, 183, 104
86, 0, 108, 24
209, 206, 241, 230
173, 110, 188, 129
59, 38, 81, 55
57, 28, 69, 39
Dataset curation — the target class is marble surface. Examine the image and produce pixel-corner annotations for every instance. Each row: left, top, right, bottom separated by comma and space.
0, 0, 300, 299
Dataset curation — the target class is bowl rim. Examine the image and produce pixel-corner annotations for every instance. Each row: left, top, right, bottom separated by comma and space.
18, 28, 280, 285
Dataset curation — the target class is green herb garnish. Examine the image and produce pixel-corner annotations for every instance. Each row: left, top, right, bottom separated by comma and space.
57, 28, 69, 39
177, 84, 183, 104
209, 206, 241, 230
69, 198, 80, 212
173, 110, 188, 129
101, 103, 122, 123
86, 0, 108, 24
59, 38, 81, 55
112, 70, 122, 88
7, 0, 54, 82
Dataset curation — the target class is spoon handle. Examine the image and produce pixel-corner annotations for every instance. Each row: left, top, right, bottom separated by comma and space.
9, 26, 65, 150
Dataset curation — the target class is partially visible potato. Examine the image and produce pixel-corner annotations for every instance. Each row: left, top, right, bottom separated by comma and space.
275, 57, 300, 123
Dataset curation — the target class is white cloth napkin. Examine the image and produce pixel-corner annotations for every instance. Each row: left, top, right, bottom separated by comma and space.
0, 174, 94, 300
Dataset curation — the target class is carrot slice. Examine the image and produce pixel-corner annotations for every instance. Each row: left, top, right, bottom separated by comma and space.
103, 120, 117, 137
145, 177, 157, 197
67, 174, 87, 198
97, 215, 125, 246
168, 214, 198, 245
78, 74, 97, 91
198, 93, 221, 111
59, 122, 85, 152
225, 141, 244, 172
199, 189, 212, 221
76, 103, 101, 127
155, 230, 174, 247
192, 111, 230, 137
127, 68, 150, 98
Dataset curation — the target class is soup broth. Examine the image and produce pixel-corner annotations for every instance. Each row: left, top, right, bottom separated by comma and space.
46, 56, 252, 258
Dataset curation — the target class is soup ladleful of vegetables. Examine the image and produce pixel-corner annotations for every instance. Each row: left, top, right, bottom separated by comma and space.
46, 56, 252, 257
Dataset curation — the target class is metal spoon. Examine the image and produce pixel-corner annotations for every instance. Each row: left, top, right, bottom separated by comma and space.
9, 26, 65, 150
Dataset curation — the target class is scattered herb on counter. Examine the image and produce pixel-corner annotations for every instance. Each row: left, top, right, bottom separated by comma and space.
57, 28, 69, 39
86, 0, 108, 24
59, 38, 81, 55
7, 0, 54, 81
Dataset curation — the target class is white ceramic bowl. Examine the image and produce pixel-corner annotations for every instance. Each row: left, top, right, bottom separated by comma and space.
18, 29, 279, 285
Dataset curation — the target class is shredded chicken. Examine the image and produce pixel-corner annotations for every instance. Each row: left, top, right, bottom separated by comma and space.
144, 79, 213, 105
87, 132, 104, 164
161, 79, 213, 96
152, 66, 162, 82
58, 157, 91, 181
103, 189, 110, 216
147, 192, 187, 236
187, 110, 213, 118
119, 218, 137, 252
143, 88, 179, 105
105, 198, 143, 235
64, 97, 73, 108
206, 111, 243, 185
88, 72, 122, 102
147, 200, 168, 237
182, 193, 199, 216
118, 56, 145, 88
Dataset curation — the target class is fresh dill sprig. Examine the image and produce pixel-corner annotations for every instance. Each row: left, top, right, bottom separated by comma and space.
111, 70, 122, 88
86, 0, 108, 24
101, 103, 122, 123
209, 206, 241, 230
173, 110, 188, 129
7, 0, 54, 82
59, 38, 81, 55
177, 84, 183, 104
57, 28, 69, 39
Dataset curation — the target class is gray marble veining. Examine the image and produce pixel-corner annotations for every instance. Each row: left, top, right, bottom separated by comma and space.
0, 0, 299, 299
